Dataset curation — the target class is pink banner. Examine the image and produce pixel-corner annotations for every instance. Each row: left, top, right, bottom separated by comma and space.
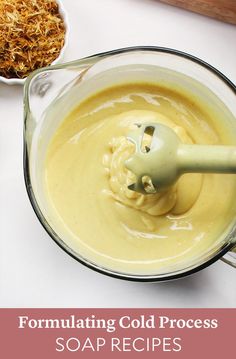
0, 309, 235, 358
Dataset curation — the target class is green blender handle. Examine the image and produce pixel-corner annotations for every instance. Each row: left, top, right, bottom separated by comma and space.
178, 144, 236, 174
125, 123, 236, 194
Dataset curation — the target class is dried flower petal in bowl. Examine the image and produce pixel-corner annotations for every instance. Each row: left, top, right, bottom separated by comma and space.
0, 0, 68, 85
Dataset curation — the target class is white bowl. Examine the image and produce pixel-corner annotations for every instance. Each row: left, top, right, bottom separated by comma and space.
0, 0, 69, 86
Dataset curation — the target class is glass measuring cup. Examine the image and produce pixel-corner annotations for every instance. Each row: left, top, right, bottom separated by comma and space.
23, 47, 236, 281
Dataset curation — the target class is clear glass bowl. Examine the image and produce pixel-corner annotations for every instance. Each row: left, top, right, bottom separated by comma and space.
23, 47, 236, 281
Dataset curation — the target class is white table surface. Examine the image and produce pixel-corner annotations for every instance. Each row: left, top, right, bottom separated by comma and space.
1, 0, 236, 308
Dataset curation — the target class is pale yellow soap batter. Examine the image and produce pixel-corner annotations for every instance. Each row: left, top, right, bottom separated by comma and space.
44, 84, 236, 274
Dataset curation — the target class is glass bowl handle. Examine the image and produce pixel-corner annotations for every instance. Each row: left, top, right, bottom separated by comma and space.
221, 245, 236, 268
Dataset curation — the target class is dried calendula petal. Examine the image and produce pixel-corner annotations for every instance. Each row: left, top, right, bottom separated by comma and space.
0, 0, 66, 79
